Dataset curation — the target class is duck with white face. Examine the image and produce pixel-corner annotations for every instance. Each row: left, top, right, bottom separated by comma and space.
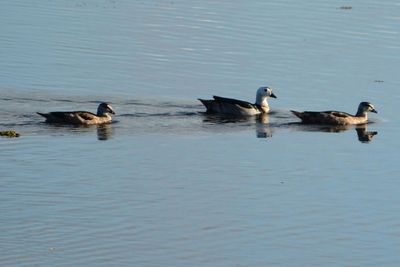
198, 86, 277, 116
291, 102, 378, 125
37, 102, 116, 125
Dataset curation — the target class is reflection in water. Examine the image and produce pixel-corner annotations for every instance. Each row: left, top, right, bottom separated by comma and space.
291, 123, 378, 143
97, 124, 113, 141
201, 113, 254, 124
40, 123, 114, 141
256, 113, 272, 138
200, 112, 273, 139
355, 125, 378, 143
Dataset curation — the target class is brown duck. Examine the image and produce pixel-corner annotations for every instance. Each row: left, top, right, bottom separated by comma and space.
37, 102, 115, 125
291, 102, 377, 125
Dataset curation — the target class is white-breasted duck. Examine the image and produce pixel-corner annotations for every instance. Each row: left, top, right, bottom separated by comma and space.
198, 86, 277, 116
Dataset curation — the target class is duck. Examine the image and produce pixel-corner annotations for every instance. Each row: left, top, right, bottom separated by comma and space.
37, 102, 115, 125
291, 102, 377, 125
198, 86, 277, 116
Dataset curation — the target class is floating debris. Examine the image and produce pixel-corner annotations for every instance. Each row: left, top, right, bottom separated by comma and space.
0, 130, 20, 138
339, 6, 353, 10
374, 80, 384, 83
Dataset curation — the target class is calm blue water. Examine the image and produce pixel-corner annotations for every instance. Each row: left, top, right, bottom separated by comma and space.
1, 1, 400, 266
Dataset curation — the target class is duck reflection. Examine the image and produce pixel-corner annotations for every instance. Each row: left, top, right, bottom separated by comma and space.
97, 123, 113, 141
201, 113, 254, 124
43, 123, 114, 140
355, 124, 377, 143
200, 112, 273, 138
256, 113, 272, 138
292, 123, 378, 143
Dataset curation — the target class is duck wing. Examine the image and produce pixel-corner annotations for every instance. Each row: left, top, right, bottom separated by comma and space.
292, 110, 354, 125
213, 96, 255, 109
75, 111, 97, 121
38, 111, 98, 124
37, 111, 76, 123
323, 111, 352, 118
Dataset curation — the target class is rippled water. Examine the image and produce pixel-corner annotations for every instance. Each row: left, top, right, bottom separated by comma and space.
1, 1, 400, 266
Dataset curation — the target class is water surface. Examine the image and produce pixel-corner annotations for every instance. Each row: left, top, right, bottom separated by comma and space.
1, 1, 400, 266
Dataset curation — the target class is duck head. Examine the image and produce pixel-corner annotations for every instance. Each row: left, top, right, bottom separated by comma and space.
359, 102, 377, 113
257, 86, 277, 99
356, 102, 377, 117
97, 102, 116, 116
256, 86, 277, 107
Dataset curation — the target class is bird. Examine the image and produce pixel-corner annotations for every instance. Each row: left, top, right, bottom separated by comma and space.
291, 102, 377, 125
37, 102, 115, 125
198, 86, 277, 116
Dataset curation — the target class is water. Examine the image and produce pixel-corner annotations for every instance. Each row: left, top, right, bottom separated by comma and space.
1, 0, 400, 266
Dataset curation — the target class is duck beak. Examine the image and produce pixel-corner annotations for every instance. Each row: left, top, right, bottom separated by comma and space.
109, 109, 116, 115
371, 109, 377, 113
270, 93, 277, 99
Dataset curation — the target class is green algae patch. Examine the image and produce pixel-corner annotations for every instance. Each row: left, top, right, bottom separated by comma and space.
0, 130, 20, 138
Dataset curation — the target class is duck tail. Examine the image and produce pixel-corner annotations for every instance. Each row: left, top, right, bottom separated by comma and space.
290, 110, 303, 118
198, 98, 218, 113
198, 98, 209, 104
37, 112, 48, 118
198, 98, 212, 107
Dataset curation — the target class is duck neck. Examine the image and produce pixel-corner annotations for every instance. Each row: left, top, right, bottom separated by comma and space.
98, 112, 111, 119
256, 95, 269, 108
256, 96, 269, 113
355, 108, 368, 118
